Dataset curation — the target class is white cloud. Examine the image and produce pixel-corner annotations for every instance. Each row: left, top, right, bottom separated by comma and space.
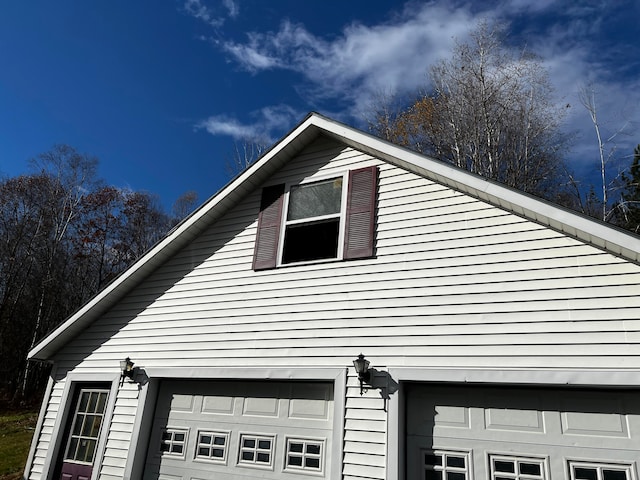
223, 0, 239, 18
196, 105, 302, 143
184, 0, 238, 28
220, 3, 476, 114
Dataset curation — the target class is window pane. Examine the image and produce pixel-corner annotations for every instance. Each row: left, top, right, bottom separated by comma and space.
495, 461, 515, 473
258, 440, 271, 449
603, 470, 628, 480
78, 392, 90, 412
287, 178, 342, 221
520, 463, 541, 476
306, 457, 320, 468
282, 219, 339, 263
65, 438, 79, 460
212, 448, 224, 458
214, 436, 225, 445
243, 438, 255, 448
257, 452, 270, 463
447, 456, 466, 468
198, 447, 209, 456
242, 451, 254, 461
84, 440, 97, 463
575, 468, 598, 480
96, 392, 107, 413
200, 434, 212, 444
307, 443, 321, 455
289, 455, 303, 466
87, 392, 98, 412
72, 415, 84, 436
425, 453, 442, 466
448, 473, 466, 480
426, 470, 443, 480
290, 442, 304, 453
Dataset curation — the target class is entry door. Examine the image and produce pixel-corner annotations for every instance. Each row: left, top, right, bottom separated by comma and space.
59, 387, 110, 480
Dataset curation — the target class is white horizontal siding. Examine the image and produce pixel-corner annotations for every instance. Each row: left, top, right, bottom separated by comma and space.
99, 383, 139, 480
34, 136, 640, 479
343, 373, 387, 480
28, 379, 64, 480
57, 135, 640, 369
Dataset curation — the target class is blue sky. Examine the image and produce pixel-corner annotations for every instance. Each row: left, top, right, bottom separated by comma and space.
1, 1, 638, 211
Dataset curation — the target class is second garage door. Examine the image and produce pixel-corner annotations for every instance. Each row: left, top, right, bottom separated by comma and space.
406, 384, 640, 480
144, 380, 334, 480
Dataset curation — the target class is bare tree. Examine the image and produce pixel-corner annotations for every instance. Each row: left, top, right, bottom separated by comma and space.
225, 139, 269, 177
367, 22, 569, 199
578, 85, 632, 222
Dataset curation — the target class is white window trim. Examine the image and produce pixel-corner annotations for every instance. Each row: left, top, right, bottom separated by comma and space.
284, 436, 326, 475
236, 432, 276, 470
277, 171, 349, 267
488, 453, 549, 480
158, 426, 189, 459
193, 429, 231, 465
422, 448, 472, 480
567, 460, 637, 480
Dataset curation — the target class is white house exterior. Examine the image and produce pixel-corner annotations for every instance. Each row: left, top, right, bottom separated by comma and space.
25, 113, 640, 480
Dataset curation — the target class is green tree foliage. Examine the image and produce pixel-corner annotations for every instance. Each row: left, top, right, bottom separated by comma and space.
0, 146, 192, 404
367, 22, 568, 200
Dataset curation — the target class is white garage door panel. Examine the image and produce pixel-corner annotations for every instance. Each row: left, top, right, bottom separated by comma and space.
144, 380, 333, 480
406, 384, 640, 480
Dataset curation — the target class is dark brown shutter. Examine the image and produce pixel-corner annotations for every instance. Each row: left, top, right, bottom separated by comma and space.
343, 166, 378, 260
253, 184, 285, 270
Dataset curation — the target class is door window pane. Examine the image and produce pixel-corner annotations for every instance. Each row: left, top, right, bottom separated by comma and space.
64, 389, 110, 464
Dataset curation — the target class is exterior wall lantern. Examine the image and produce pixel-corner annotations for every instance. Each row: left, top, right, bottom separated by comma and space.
120, 357, 135, 386
353, 353, 371, 396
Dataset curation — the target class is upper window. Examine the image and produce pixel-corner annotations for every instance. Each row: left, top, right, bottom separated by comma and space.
253, 166, 378, 270
282, 176, 344, 264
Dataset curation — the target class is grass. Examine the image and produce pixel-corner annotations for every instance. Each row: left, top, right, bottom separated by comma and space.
0, 410, 38, 480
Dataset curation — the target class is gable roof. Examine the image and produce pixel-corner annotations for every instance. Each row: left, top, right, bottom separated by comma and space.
28, 112, 640, 361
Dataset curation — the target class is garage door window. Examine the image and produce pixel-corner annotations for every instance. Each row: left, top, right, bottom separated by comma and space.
569, 461, 634, 480
238, 434, 274, 468
285, 438, 324, 473
160, 428, 188, 457
490, 455, 546, 480
423, 450, 470, 480
195, 430, 229, 463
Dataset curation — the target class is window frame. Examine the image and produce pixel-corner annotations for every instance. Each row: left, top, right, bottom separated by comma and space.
567, 460, 636, 480
193, 429, 231, 465
159, 427, 189, 459
422, 449, 472, 480
284, 436, 326, 475
277, 172, 349, 267
488, 453, 548, 480
236, 432, 276, 470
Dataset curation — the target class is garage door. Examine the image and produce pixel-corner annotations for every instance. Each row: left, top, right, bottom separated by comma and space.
144, 380, 333, 480
406, 384, 640, 480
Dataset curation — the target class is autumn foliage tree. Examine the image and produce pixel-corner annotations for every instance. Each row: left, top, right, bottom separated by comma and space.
0, 146, 194, 404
